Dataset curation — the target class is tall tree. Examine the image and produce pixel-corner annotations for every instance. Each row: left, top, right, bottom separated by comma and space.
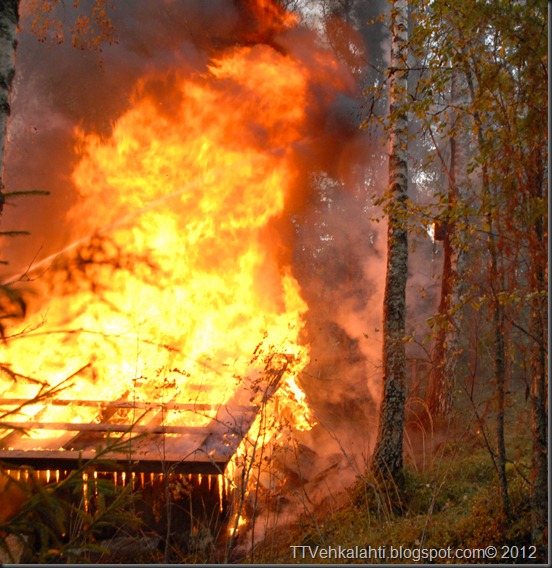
460, 0, 546, 532
407, 0, 477, 420
410, 0, 546, 536
425, 65, 470, 418
370, 0, 409, 479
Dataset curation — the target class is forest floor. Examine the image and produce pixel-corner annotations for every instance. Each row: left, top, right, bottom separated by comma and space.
1, 384, 547, 564
243, 386, 548, 564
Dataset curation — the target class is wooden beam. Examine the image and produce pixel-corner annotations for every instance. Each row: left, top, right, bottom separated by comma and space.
0, 449, 229, 474
0, 421, 221, 435
0, 398, 224, 412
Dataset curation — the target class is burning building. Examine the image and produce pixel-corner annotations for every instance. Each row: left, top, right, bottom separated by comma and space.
0, 0, 384, 559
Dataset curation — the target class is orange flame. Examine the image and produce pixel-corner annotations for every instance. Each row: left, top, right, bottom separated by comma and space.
0, 40, 336, 431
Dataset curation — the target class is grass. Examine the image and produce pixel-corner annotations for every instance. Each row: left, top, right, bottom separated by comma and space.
246, 387, 546, 564
1, 384, 545, 563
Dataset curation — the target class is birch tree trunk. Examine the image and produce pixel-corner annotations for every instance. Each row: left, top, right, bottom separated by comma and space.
0, 0, 19, 213
370, 0, 408, 479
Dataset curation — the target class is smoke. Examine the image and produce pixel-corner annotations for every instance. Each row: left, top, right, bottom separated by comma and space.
2, 0, 390, 539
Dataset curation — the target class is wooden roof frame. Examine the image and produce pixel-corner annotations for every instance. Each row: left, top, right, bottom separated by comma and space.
0, 355, 290, 474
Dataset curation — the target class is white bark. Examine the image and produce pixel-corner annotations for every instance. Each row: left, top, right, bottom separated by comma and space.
371, 0, 409, 478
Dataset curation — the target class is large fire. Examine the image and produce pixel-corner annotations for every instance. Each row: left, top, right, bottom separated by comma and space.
0, 9, 350, 441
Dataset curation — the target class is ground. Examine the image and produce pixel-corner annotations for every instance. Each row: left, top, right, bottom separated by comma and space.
245, 387, 546, 564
